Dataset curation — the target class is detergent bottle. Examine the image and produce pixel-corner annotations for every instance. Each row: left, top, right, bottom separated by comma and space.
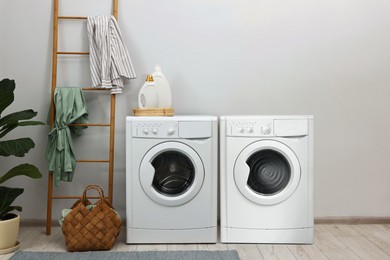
152, 65, 172, 108
138, 75, 158, 109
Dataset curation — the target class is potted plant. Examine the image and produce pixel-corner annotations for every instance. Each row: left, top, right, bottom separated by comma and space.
0, 78, 44, 253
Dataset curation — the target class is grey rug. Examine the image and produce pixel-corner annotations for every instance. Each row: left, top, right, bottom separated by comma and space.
10, 250, 240, 260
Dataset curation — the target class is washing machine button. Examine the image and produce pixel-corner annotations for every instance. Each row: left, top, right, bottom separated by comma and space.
167, 128, 175, 135
143, 128, 150, 135
152, 128, 158, 134
261, 125, 271, 135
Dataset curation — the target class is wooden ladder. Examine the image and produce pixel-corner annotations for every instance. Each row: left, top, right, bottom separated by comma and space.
46, 0, 118, 235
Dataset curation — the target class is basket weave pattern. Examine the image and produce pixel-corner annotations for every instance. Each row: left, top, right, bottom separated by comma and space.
61, 185, 122, 252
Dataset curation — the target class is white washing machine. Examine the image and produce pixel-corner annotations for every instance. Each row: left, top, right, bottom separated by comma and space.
220, 115, 313, 244
126, 116, 218, 244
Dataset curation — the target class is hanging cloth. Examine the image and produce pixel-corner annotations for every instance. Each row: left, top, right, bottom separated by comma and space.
45, 88, 89, 187
87, 15, 136, 94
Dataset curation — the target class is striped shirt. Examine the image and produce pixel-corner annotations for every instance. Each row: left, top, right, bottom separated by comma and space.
87, 16, 136, 94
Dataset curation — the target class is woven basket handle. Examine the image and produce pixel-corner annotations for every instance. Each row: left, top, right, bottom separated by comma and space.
82, 184, 105, 201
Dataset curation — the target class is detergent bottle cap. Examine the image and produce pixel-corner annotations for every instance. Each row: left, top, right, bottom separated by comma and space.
145, 75, 154, 82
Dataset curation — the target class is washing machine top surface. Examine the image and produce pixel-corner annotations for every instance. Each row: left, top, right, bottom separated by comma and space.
221, 115, 313, 120
127, 115, 217, 122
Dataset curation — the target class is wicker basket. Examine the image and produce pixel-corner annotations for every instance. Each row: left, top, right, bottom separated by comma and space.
61, 185, 121, 252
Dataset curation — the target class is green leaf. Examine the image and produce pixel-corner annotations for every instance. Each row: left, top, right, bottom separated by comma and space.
0, 120, 45, 139
0, 164, 42, 184
7, 206, 22, 212
17, 121, 45, 126
0, 124, 17, 139
0, 138, 35, 157
0, 186, 24, 220
0, 109, 44, 138
0, 109, 39, 126
0, 79, 15, 116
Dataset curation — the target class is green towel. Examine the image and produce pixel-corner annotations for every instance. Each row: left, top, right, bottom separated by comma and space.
45, 88, 89, 187
58, 205, 95, 226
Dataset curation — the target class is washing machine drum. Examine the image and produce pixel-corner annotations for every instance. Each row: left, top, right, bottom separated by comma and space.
234, 140, 301, 205
246, 149, 291, 195
151, 151, 195, 195
139, 142, 205, 206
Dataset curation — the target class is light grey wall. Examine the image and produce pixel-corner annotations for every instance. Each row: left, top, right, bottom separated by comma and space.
1, 0, 389, 221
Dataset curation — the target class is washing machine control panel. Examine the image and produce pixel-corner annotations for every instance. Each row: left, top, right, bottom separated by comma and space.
133, 122, 179, 138
228, 120, 273, 137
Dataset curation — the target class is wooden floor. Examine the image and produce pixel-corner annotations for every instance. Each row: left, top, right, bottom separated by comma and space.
1, 224, 390, 260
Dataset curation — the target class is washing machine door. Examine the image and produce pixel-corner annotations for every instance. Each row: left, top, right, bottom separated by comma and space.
139, 141, 205, 206
234, 140, 300, 205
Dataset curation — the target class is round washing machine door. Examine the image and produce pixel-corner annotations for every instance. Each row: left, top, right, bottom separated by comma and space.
139, 141, 205, 206
234, 140, 301, 205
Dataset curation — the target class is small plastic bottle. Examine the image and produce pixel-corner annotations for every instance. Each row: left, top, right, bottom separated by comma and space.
138, 75, 158, 109
152, 65, 172, 108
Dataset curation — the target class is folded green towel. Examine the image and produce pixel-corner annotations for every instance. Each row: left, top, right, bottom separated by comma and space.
58, 204, 120, 227
58, 205, 95, 226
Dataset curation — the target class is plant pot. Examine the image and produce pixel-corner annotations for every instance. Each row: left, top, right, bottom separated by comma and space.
0, 213, 20, 253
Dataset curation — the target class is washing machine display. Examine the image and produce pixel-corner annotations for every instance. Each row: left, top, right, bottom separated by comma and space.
139, 142, 205, 206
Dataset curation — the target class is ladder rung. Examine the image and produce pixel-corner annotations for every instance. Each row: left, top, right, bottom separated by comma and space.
57, 51, 89, 55
82, 88, 111, 91
55, 88, 110, 91
55, 87, 109, 91
58, 16, 87, 20
70, 123, 110, 127
77, 160, 110, 163
53, 196, 109, 200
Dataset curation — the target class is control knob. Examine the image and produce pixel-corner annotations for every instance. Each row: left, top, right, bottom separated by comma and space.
143, 128, 150, 135
167, 128, 175, 135
261, 125, 271, 135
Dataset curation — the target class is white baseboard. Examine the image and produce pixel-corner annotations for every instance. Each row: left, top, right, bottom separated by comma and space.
314, 217, 390, 224
20, 217, 390, 227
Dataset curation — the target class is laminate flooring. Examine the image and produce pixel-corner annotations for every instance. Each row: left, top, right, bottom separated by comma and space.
1, 224, 390, 260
